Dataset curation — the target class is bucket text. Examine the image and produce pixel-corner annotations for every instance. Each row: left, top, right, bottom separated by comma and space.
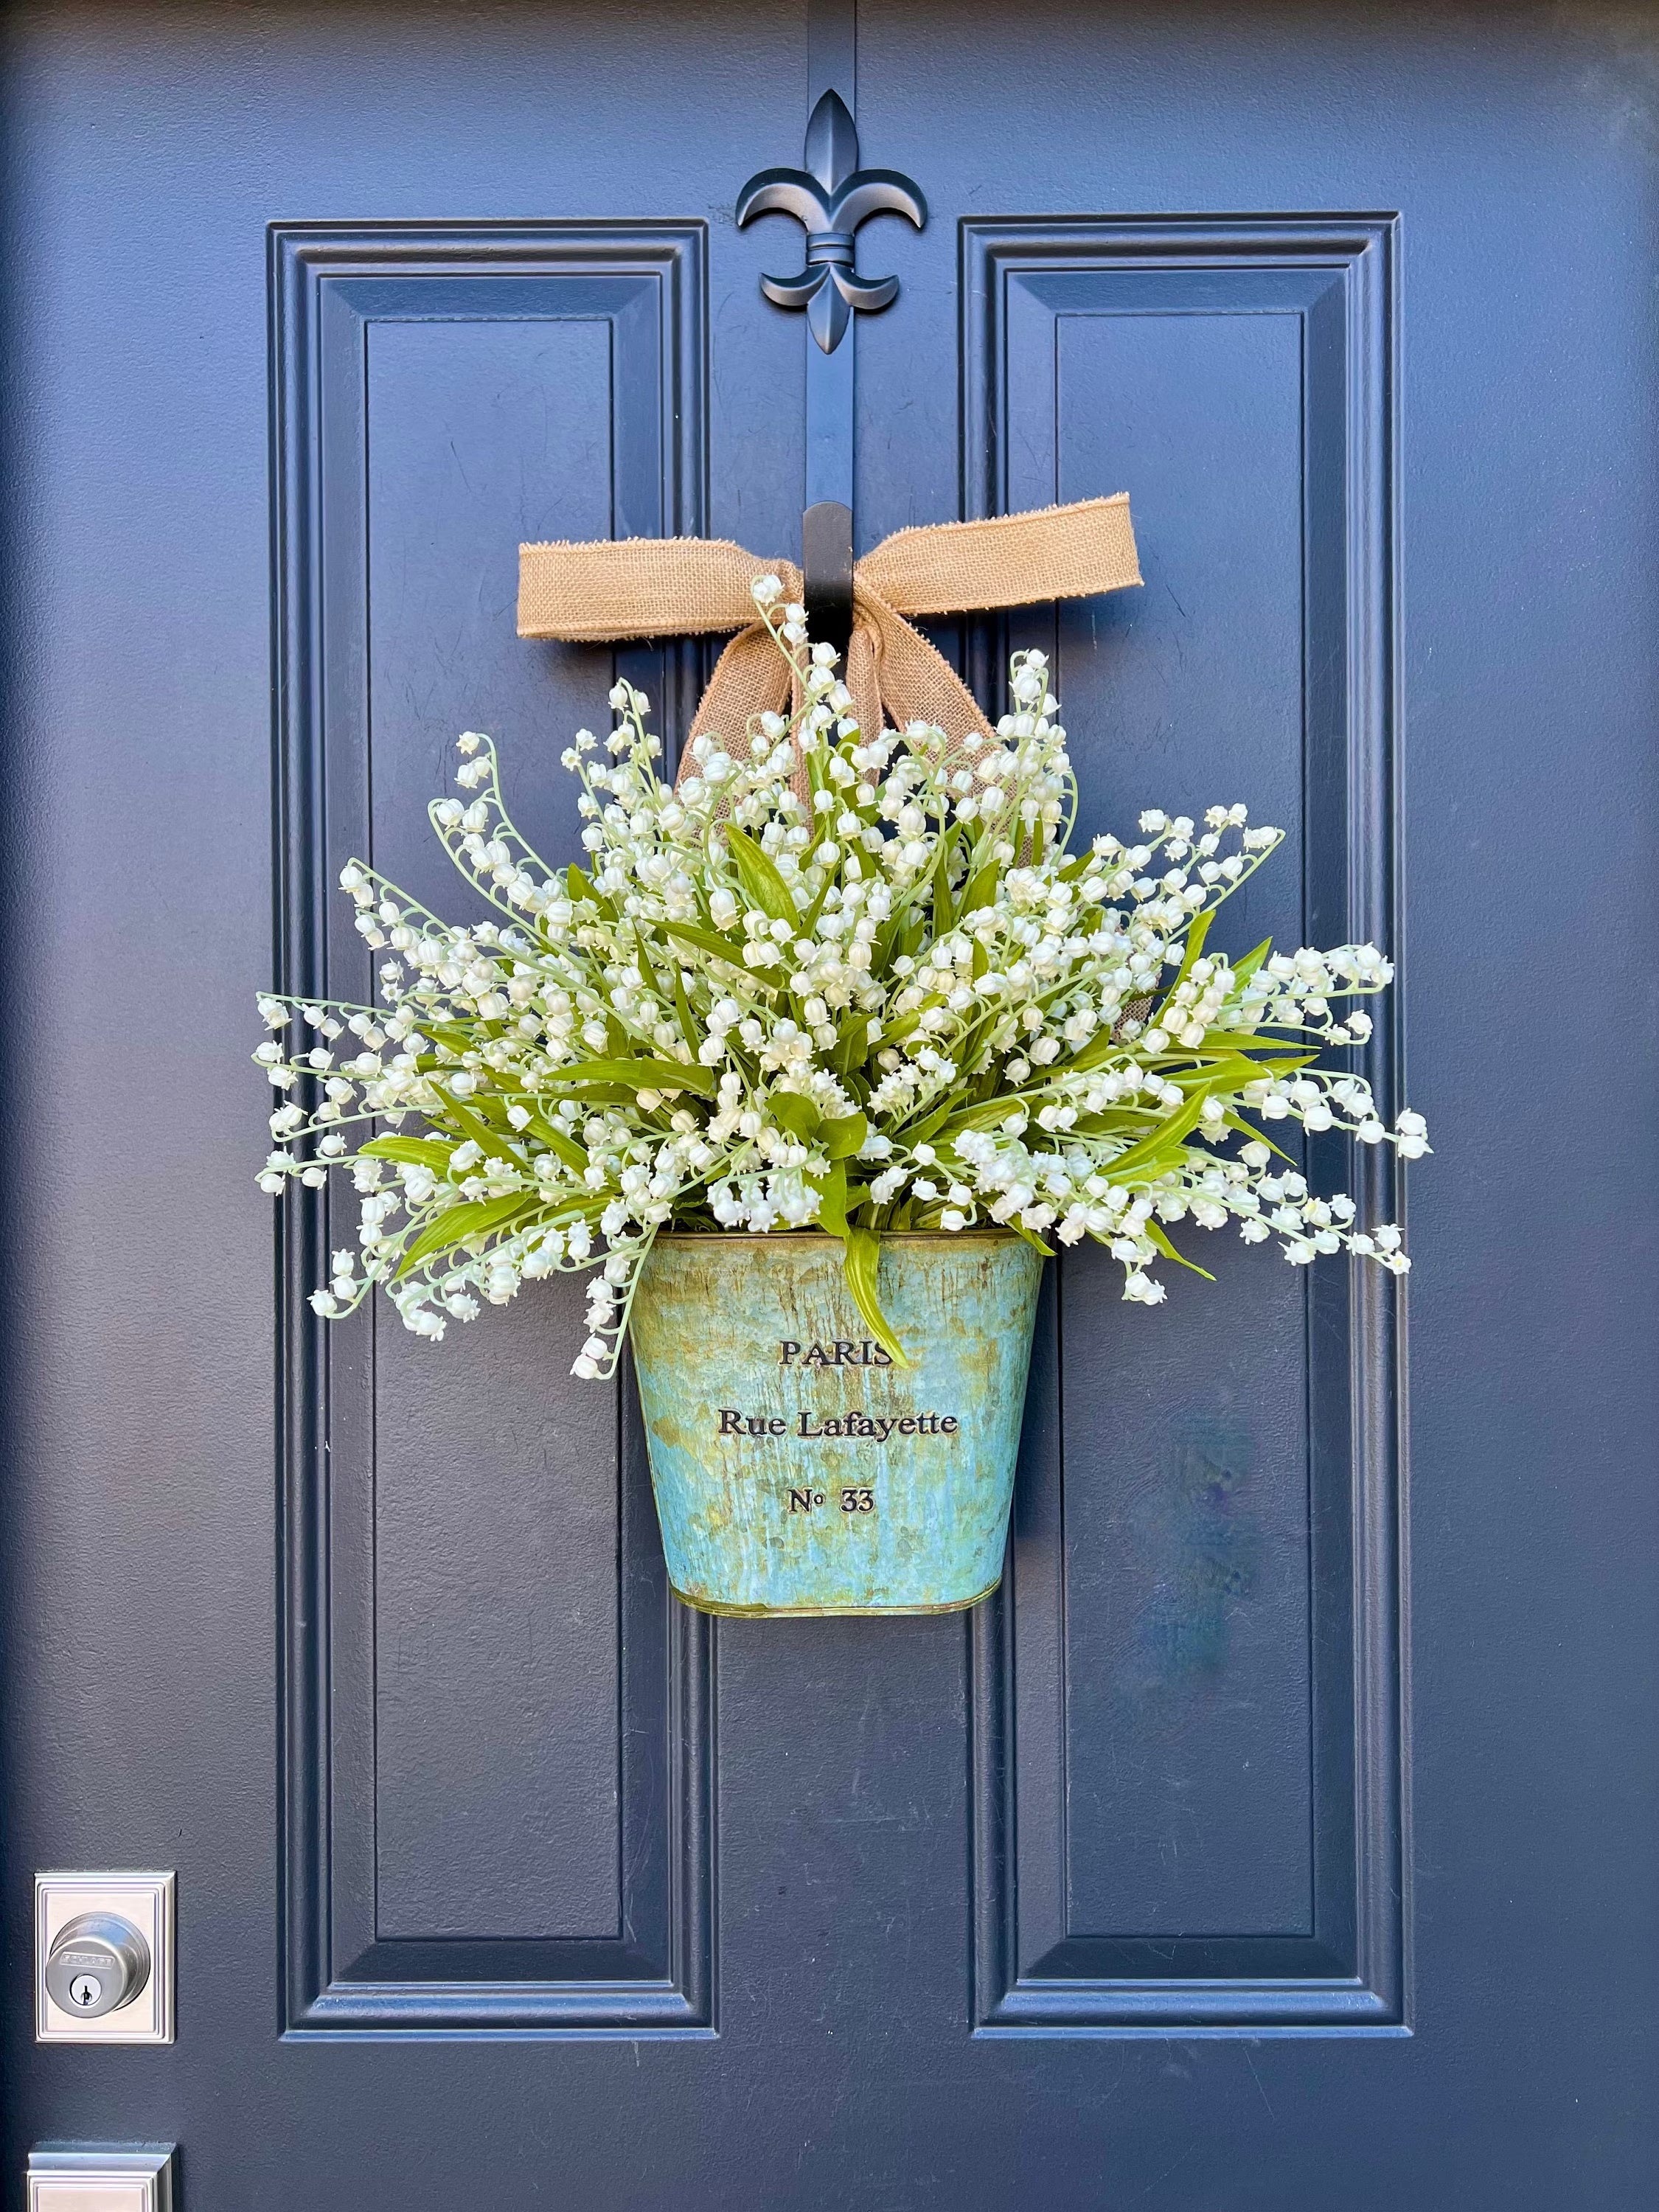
779, 1339, 894, 1368
717, 1408, 959, 1441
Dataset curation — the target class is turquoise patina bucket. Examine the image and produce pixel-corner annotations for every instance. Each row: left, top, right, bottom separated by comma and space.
628, 1231, 1044, 1616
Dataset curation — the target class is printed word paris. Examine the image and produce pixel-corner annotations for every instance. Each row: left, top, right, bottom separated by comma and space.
779, 1339, 894, 1368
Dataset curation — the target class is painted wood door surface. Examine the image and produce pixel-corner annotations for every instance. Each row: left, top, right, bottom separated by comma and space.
4, 3, 1655, 2205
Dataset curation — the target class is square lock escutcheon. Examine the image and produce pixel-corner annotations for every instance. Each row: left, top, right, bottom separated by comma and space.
35, 1873, 175, 2045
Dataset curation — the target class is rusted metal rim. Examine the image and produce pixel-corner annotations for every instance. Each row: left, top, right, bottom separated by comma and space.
669, 1576, 1003, 1618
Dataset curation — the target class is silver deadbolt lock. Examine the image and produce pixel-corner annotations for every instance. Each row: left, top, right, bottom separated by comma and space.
44, 1913, 151, 2022
36, 1873, 174, 2042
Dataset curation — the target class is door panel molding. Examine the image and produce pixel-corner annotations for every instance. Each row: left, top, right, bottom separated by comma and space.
961, 215, 1408, 2033
270, 224, 714, 2035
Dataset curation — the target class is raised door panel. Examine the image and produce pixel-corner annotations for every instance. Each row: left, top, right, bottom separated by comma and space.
964, 220, 1405, 2031
272, 226, 713, 2031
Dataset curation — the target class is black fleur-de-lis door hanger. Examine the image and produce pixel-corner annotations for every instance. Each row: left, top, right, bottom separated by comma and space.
737, 88, 925, 355
737, 57, 926, 656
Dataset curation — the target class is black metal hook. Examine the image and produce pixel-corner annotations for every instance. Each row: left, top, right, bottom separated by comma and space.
738, 69, 924, 662
801, 499, 855, 663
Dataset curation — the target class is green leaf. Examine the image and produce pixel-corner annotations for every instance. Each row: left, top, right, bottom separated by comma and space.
361, 1135, 454, 1170
1172, 1055, 1315, 1097
800, 877, 835, 939
630, 931, 667, 1006
1110, 1144, 1186, 1185
670, 961, 701, 1054
1107, 1091, 1211, 1177
1145, 1221, 1217, 1281
416, 1020, 479, 1051
553, 1057, 715, 1097
1063, 1019, 1140, 1074
934, 1096, 1020, 1140
898, 1096, 958, 1147
1222, 1108, 1295, 1163
932, 828, 961, 936
1157, 1053, 1309, 1098
821, 1110, 868, 1161
395, 1192, 540, 1279
538, 1194, 611, 1228
660, 919, 773, 979
1010, 1222, 1057, 1259
833, 1012, 877, 1078
961, 861, 998, 913
770, 1092, 822, 1141
544, 1083, 635, 1108
813, 1159, 850, 1236
1067, 1108, 1157, 1138
723, 826, 797, 922
566, 861, 614, 919
841, 1226, 910, 1366
521, 1116, 589, 1173
434, 1095, 520, 1154
1232, 936, 1273, 987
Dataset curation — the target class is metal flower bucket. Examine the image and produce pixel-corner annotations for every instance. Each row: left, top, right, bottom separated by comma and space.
629, 1231, 1044, 1616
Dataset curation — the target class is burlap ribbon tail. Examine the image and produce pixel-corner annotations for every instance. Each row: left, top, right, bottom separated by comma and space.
517, 494, 1141, 772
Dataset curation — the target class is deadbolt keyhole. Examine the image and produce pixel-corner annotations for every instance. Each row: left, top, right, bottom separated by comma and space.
44, 1912, 151, 2021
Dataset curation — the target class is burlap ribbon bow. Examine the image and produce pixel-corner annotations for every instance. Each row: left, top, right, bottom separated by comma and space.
518, 494, 1140, 771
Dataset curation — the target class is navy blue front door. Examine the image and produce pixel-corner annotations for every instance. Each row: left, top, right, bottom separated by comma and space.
4, 4, 1656, 2205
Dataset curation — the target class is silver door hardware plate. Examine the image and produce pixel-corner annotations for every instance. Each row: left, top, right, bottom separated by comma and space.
27, 2146, 176, 2212
35, 1874, 175, 2045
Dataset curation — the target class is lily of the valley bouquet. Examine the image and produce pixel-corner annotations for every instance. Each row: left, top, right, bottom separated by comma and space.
254, 577, 1425, 1376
